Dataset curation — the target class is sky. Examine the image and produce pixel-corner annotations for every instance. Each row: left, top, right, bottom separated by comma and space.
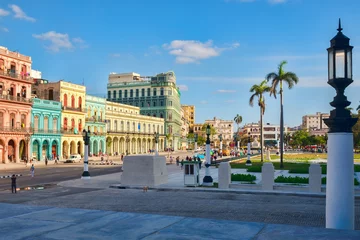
1, 0, 360, 127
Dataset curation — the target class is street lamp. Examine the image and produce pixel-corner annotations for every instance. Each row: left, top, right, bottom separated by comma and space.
218, 134, 223, 153
154, 132, 159, 155
194, 133, 198, 151
81, 129, 91, 179
203, 124, 213, 186
24, 133, 30, 162
126, 134, 130, 155
246, 132, 252, 166
324, 19, 357, 230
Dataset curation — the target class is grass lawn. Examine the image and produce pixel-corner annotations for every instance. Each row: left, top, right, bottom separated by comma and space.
250, 153, 360, 161
230, 161, 360, 174
274, 175, 360, 186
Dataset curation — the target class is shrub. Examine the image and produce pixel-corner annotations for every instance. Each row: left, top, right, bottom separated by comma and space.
288, 168, 309, 174
247, 166, 262, 172
274, 175, 309, 184
231, 173, 256, 182
321, 177, 359, 186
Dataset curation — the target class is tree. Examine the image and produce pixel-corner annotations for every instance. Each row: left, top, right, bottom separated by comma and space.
266, 60, 299, 168
201, 124, 216, 141
234, 114, 243, 132
166, 133, 172, 147
249, 80, 271, 162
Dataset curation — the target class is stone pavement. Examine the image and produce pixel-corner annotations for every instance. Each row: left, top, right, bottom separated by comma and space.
1, 202, 360, 239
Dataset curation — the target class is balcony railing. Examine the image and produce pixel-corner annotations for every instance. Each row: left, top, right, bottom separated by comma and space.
60, 128, 81, 135
107, 130, 165, 136
62, 106, 86, 112
0, 94, 32, 104
90, 132, 106, 136
0, 70, 33, 82
33, 129, 62, 134
0, 127, 33, 133
85, 117, 106, 123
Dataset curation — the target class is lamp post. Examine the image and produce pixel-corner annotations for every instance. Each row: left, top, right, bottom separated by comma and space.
246, 132, 252, 166
154, 132, 159, 156
24, 133, 30, 162
126, 134, 130, 155
194, 133, 198, 151
219, 134, 223, 153
324, 19, 357, 230
81, 129, 91, 179
203, 124, 213, 186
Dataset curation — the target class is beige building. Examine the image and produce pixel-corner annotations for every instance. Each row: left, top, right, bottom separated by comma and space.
180, 108, 190, 150
181, 105, 195, 130
205, 117, 234, 146
243, 122, 288, 146
32, 80, 86, 159
302, 112, 329, 131
105, 101, 165, 155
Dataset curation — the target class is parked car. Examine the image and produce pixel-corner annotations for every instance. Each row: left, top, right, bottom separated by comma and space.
65, 154, 82, 163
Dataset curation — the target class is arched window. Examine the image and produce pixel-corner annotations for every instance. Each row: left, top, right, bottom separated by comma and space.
160, 113, 163, 118
153, 88, 157, 96
153, 125, 155, 133
64, 94, 68, 107
53, 118, 58, 132
121, 121, 124, 131
153, 114, 156, 117
78, 96, 82, 109
0, 112, 3, 127
148, 124, 150, 133
161, 126, 163, 134
78, 119, 82, 132
141, 89, 145, 97
114, 120, 118, 131
107, 121, 111, 131
71, 118, 75, 130
136, 89, 139, 97
107, 91, 111, 99
147, 88, 150, 96
21, 114, 26, 128
132, 122, 135, 131
130, 89, 133, 98
44, 116, 49, 131
119, 90, 122, 99
127, 122, 130, 131
160, 88, 164, 96
124, 90, 128, 98
157, 125, 160, 133
63, 118, 68, 130
10, 113, 15, 128
34, 116, 39, 131
71, 96, 75, 108
113, 90, 116, 99
143, 123, 146, 133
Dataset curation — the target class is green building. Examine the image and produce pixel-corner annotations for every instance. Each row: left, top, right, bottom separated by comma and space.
107, 71, 181, 149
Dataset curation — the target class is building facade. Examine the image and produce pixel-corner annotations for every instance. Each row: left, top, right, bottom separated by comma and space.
85, 95, 106, 155
302, 112, 329, 131
181, 105, 195, 130
205, 117, 234, 146
107, 71, 182, 150
32, 80, 86, 159
243, 122, 288, 146
0, 46, 33, 163
30, 98, 62, 161
105, 101, 165, 155
180, 107, 190, 150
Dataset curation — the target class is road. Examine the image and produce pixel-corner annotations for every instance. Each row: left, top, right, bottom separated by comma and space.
0, 164, 121, 190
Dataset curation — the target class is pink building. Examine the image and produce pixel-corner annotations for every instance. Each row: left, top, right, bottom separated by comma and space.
0, 46, 33, 164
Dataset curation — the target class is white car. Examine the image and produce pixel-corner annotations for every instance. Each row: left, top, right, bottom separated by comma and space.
66, 154, 82, 163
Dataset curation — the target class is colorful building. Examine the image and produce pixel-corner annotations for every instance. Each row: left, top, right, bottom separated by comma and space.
105, 101, 165, 155
85, 95, 106, 155
30, 98, 62, 161
107, 71, 182, 150
32, 80, 86, 159
0, 46, 33, 163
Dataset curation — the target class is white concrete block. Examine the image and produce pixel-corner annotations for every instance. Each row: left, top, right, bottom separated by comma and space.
218, 162, 231, 189
121, 155, 168, 187
309, 163, 322, 193
262, 162, 274, 191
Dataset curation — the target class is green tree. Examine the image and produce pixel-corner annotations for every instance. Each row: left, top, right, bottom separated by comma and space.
290, 130, 309, 148
249, 80, 271, 162
234, 114, 243, 132
201, 124, 216, 141
266, 60, 299, 168
197, 136, 206, 146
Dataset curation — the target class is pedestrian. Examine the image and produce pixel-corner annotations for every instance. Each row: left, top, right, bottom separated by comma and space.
170, 156, 173, 164
121, 154, 124, 161
180, 159, 184, 170
11, 174, 17, 193
30, 164, 35, 178
45, 157, 48, 166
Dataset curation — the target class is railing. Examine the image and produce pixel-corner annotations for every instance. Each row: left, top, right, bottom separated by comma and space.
85, 117, 106, 123
0, 94, 32, 103
0, 70, 33, 82
107, 130, 165, 136
62, 106, 86, 112
0, 127, 33, 132
60, 128, 81, 135
33, 129, 62, 134
90, 132, 106, 136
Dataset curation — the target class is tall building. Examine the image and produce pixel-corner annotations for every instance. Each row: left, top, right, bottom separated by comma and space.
302, 112, 329, 131
180, 107, 190, 150
0, 46, 33, 163
105, 101, 165, 154
181, 105, 195, 130
106, 71, 181, 150
205, 117, 234, 146
243, 122, 288, 146
32, 80, 86, 159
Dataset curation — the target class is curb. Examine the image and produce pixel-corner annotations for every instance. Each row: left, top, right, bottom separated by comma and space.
89, 163, 121, 166
0, 174, 22, 179
109, 184, 360, 198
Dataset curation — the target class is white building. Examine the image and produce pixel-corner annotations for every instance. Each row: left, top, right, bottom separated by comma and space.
243, 122, 288, 146
302, 112, 329, 131
205, 117, 234, 146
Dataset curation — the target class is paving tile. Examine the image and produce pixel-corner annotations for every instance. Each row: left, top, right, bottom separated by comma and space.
255, 223, 360, 240
40, 211, 184, 240
15, 207, 114, 223
0, 203, 50, 220
143, 217, 264, 240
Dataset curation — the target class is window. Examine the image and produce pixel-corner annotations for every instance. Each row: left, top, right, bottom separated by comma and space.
113, 90, 116, 99
153, 88, 157, 96
160, 113, 163, 118
160, 101, 163, 106
130, 89, 133, 98
64, 94, 68, 107
44, 116, 49, 132
63, 117, 68, 130
127, 122, 130, 131
147, 88, 150, 96
34, 116, 39, 131
71, 118, 75, 130
107, 121, 111, 131
136, 89, 139, 97
114, 120, 118, 131
141, 89, 145, 97
169, 101, 172, 106
168, 90, 172, 95
121, 121, 124, 131
141, 102, 144, 107
153, 114, 156, 117
107, 91, 111, 99
10, 113, 15, 128
148, 124, 150, 133
160, 88, 164, 96
21, 114, 26, 128
124, 90, 128, 98
71, 96, 75, 108
143, 123, 146, 133
78, 97, 82, 109
0, 112, 3, 127
132, 122, 135, 131
53, 118, 58, 132
49, 89, 54, 100
119, 90, 122, 99
153, 101, 156, 107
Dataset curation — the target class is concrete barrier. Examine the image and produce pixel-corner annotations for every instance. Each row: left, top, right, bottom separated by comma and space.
262, 162, 274, 191
218, 162, 231, 189
309, 163, 322, 193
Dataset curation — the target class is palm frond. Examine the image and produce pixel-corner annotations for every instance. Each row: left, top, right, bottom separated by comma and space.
266, 72, 278, 83
249, 93, 257, 107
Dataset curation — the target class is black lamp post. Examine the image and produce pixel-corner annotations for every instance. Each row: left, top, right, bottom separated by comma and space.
126, 134, 130, 155
219, 134, 223, 153
154, 132, 159, 155
246, 132, 252, 166
81, 129, 91, 179
324, 19, 357, 230
194, 133, 198, 150
203, 124, 213, 186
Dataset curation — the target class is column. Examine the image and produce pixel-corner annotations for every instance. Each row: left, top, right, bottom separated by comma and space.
15, 140, 20, 163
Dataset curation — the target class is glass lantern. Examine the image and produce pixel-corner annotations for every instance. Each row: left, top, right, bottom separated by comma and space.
206, 125, 211, 136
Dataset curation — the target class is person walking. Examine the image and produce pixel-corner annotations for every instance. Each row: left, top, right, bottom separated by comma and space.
45, 157, 48, 166
11, 174, 17, 193
30, 164, 35, 178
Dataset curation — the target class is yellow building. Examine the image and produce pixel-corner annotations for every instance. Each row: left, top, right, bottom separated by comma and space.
105, 101, 165, 155
32, 80, 86, 159
181, 105, 195, 130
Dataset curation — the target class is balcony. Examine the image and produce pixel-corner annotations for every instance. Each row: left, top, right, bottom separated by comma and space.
60, 128, 81, 135
62, 106, 86, 113
107, 130, 165, 136
0, 127, 33, 133
33, 129, 62, 134
0, 94, 32, 104
85, 117, 106, 123
90, 132, 106, 136
0, 70, 33, 83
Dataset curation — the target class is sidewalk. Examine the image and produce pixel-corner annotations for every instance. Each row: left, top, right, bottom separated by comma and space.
1, 202, 360, 239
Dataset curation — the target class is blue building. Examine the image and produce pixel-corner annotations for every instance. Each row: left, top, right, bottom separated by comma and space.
85, 95, 106, 155
30, 98, 62, 161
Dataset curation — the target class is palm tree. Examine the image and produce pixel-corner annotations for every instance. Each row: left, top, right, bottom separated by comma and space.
266, 60, 299, 168
249, 80, 271, 162
234, 114, 243, 132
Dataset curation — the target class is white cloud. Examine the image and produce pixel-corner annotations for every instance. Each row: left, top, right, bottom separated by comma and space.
110, 53, 121, 58
33, 31, 73, 52
217, 89, 237, 93
163, 40, 239, 64
200, 100, 208, 104
178, 85, 188, 91
0, 8, 10, 16
0, 27, 9, 32
8, 4, 35, 22
72, 37, 89, 48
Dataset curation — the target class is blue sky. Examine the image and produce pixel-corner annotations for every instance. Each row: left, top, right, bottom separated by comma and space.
1, 0, 360, 127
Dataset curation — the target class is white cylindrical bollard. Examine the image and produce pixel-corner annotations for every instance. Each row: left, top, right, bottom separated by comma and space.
326, 132, 354, 230
81, 144, 90, 179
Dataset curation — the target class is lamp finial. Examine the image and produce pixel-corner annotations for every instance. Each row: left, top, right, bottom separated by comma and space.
337, 18, 343, 32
